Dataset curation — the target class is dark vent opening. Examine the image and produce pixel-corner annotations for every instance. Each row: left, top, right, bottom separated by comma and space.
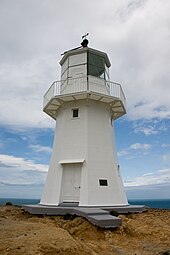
99, 179, 108, 186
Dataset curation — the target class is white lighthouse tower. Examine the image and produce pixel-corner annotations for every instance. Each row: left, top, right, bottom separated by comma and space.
40, 38, 128, 207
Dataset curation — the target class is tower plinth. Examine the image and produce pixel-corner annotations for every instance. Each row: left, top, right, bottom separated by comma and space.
41, 43, 128, 206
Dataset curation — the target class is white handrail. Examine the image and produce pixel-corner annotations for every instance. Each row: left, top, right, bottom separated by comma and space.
43, 76, 126, 109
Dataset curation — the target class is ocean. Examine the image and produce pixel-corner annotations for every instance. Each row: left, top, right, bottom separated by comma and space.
0, 198, 170, 209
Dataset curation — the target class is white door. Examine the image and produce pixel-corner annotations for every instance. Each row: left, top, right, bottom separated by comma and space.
61, 163, 81, 202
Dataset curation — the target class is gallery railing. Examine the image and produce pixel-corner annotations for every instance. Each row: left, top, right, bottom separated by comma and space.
43, 76, 126, 109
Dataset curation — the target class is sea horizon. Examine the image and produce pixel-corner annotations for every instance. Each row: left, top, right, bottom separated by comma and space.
0, 198, 170, 209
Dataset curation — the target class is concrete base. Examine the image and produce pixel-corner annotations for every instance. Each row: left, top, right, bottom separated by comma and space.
22, 204, 146, 229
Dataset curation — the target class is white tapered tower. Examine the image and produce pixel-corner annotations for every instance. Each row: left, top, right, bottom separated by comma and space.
40, 38, 128, 206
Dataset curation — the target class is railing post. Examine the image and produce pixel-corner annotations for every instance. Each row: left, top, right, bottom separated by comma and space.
87, 75, 89, 91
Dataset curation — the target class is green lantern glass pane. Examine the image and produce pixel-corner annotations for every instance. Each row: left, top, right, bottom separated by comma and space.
88, 52, 105, 78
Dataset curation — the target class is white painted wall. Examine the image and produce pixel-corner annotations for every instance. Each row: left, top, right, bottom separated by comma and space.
40, 99, 128, 206
41, 100, 87, 205
69, 53, 87, 66
81, 100, 127, 206
61, 52, 87, 81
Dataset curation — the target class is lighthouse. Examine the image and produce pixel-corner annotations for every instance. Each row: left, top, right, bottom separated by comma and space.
40, 38, 128, 207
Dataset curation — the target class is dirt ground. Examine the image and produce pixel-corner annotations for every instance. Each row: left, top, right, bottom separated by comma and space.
0, 205, 169, 255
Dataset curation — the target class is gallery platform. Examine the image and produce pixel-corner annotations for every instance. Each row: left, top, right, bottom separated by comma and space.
22, 203, 147, 228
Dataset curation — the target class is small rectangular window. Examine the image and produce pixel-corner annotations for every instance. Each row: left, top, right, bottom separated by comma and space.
99, 179, 108, 186
72, 109, 79, 118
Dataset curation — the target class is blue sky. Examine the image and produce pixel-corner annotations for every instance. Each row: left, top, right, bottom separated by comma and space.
0, 0, 170, 199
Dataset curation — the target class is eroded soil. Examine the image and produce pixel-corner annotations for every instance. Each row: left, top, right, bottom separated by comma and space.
0, 206, 169, 255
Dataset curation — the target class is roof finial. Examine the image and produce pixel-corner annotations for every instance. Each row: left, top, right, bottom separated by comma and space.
81, 33, 89, 47
82, 33, 89, 40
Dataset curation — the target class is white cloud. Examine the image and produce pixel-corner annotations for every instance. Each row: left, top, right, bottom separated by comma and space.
124, 168, 170, 187
29, 144, 52, 153
106, 0, 170, 121
0, 154, 48, 193
0, 57, 56, 130
125, 183, 170, 199
0, 0, 170, 129
0, 154, 48, 173
0, 182, 43, 199
162, 153, 170, 164
133, 121, 168, 136
130, 143, 151, 150
162, 144, 170, 148
118, 142, 151, 157
134, 125, 158, 136
118, 149, 129, 157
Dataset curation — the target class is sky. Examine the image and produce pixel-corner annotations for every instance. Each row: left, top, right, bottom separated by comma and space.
0, 0, 170, 200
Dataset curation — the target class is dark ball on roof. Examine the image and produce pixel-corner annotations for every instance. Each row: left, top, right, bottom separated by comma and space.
81, 39, 89, 47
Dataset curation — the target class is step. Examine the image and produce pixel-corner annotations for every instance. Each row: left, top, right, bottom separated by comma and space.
88, 214, 122, 228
